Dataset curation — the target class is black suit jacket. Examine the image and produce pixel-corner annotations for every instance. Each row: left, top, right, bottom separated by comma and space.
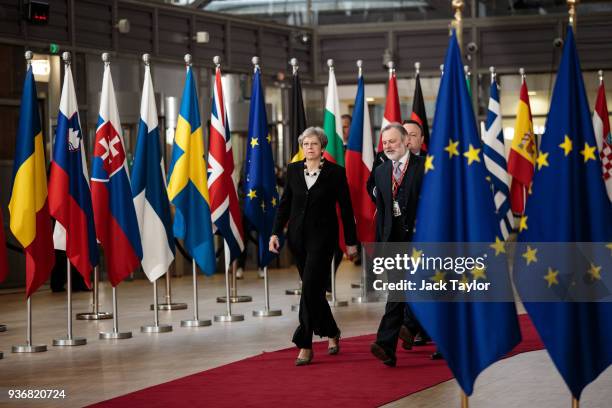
374, 153, 424, 242
273, 160, 357, 252
367, 151, 389, 203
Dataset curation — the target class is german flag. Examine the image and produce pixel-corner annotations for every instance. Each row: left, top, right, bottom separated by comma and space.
9, 64, 55, 297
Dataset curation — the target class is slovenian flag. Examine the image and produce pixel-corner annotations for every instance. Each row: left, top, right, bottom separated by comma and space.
131, 59, 175, 282
49, 57, 98, 287
91, 59, 143, 286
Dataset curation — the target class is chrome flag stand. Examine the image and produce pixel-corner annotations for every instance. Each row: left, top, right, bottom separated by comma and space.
329, 256, 348, 307
53, 260, 87, 346
150, 271, 187, 311
99, 287, 132, 339
142, 278, 173, 333
76, 266, 113, 320
214, 244, 244, 322
181, 260, 212, 327
216, 261, 252, 303
253, 267, 282, 317
12, 297, 47, 353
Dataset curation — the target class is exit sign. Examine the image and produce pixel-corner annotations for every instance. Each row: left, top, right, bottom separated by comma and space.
25, 1, 49, 25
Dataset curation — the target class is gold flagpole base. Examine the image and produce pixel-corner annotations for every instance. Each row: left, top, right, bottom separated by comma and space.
572, 397, 579, 408
461, 391, 468, 408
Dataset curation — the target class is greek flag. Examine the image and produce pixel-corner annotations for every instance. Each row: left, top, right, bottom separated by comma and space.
482, 76, 514, 239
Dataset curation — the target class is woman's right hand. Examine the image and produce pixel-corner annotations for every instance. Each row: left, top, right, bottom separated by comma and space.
269, 235, 280, 253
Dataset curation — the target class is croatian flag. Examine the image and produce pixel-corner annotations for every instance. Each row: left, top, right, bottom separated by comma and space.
48, 59, 98, 287
345, 71, 375, 243
91, 60, 143, 287
208, 63, 244, 264
131, 60, 175, 282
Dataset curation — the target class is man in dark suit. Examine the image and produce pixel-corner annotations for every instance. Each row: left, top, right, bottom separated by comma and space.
369, 122, 426, 367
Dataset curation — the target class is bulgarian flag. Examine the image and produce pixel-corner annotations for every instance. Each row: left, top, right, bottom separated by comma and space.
323, 60, 345, 166
507, 77, 537, 214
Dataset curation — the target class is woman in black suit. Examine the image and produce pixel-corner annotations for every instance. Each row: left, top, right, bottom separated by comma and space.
270, 126, 357, 366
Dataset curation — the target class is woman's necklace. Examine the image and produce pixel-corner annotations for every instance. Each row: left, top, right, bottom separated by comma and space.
304, 158, 324, 177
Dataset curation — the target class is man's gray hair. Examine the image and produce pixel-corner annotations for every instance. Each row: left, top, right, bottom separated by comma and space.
381, 122, 408, 140
298, 126, 328, 149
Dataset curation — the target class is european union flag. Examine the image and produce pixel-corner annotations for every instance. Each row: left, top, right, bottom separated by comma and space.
244, 65, 279, 268
410, 31, 521, 396
515, 27, 612, 400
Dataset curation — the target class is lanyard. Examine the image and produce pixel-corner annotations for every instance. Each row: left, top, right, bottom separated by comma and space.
391, 158, 410, 199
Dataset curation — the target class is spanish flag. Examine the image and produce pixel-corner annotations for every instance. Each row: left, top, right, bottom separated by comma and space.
507, 79, 537, 214
9, 66, 55, 297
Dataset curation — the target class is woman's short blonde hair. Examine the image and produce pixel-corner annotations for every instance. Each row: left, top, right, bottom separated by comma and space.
297, 126, 328, 149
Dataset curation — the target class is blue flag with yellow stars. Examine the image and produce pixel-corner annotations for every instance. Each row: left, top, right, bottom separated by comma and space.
515, 27, 612, 400
244, 64, 279, 268
409, 31, 521, 396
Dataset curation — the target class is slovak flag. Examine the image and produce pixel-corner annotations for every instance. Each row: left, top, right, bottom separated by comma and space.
377, 67, 401, 152
208, 63, 244, 264
91, 59, 143, 287
131, 59, 175, 282
48, 58, 98, 287
346, 71, 375, 243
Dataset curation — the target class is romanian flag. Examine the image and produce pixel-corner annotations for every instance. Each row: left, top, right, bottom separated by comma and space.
507, 78, 537, 214
9, 66, 55, 297
167, 64, 216, 275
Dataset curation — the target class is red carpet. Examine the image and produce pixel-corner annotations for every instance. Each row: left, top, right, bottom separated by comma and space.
90, 315, 542, 408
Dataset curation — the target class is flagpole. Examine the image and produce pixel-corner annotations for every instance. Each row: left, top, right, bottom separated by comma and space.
253, 266, 282, 317
12, 296, 47, 353
285, 60, 303, 294
152, 270, 188, 310
212, 54, 251, 305
99, 286, 132, 339
568, 0, 579, 34
77, 266, 113, 319
572, 397, 579, 408
451, 0, 464, 53
440, 64, 445, 77
249, 56, 282, 318
329, 255, 348, 307
181, 259, 212, 327
285, 57, 304, 299
12, 51, 47, 354
142, 277, 173, 333
349, 65, 363, 290
53, 258, 87, 346
215, 240, 244, 322
461, 391, 469, 408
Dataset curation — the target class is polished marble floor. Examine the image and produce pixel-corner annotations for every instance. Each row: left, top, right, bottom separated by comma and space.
0, 261, 610, 407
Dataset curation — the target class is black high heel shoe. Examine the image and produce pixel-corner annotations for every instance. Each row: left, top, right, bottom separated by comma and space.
295, 349, 314, 366
328, 333, 341, 355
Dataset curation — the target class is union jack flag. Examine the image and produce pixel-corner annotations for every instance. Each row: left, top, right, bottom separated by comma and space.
207, 61, 244, 263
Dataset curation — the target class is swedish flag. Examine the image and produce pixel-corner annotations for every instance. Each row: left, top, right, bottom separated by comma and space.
409, 32, 521, 395
244, 65, 279, 268
516, 27, 612, 400
167, 66, 215, 275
